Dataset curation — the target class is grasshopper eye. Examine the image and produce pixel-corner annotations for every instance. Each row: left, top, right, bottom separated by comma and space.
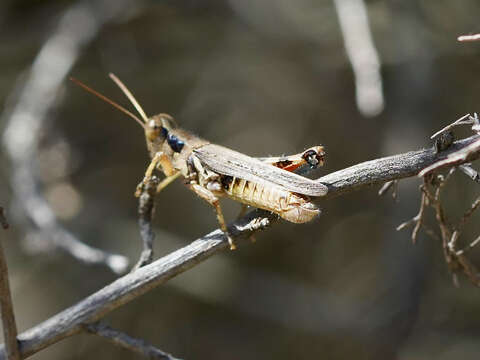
302, 149, 325, 168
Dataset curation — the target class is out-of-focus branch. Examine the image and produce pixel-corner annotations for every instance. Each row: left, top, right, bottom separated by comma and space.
0, 209, 20, 360
333, 0, 384, 117
85, 322, 181, 360
0, 209, 8, 231
0, 0, 131, 274
458, 33, 480, 42
1, 134, 480, 359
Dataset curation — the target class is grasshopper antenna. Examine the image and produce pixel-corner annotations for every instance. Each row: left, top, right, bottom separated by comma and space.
70, 77, 145, 129
109, 73, 149, 123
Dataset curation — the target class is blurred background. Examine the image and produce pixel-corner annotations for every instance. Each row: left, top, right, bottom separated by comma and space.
1, 0, 480, 359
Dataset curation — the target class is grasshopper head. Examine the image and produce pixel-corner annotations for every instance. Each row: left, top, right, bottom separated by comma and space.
146, 114, 184, 154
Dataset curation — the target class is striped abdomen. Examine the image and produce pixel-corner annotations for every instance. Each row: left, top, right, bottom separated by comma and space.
222, 176, 319, 223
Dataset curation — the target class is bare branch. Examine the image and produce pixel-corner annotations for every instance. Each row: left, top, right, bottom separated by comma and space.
0, 134, 479, 358
0, 211, 20, 360
459, 164, 480, 183
378, 180, 397, 197
458, 196, 480, 230
0, 209, 271, 359
430, 113, 471, 139
318, 135, 480, 199
0, 209, 8, 230
418, 137, 480, 177
396, 187, 428, 243
458, 33, 480, 42
456, 235, 480, 256
406, 172, 480, 286
85, 322, 181, 360
132, 176, 160, 271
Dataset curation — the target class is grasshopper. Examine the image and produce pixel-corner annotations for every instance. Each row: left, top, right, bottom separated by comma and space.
71, 74, 328, 249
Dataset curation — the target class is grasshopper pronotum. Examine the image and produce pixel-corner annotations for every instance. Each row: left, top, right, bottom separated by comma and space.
71, 74, 328, 249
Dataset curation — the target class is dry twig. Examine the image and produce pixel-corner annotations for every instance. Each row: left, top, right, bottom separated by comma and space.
458, 164, 480, 183
378, 180, 398, 199
430, 113, 471, 139
0, 210, 20, 360
396, 187, 428, 243
86, 322, 181, 360
132, 176, 160, 271
458, 33, 480, 42
0, 209, 8, 231
400, 168, 480, 286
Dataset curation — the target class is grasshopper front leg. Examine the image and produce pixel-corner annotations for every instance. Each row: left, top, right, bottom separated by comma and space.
136, 151, 178, 197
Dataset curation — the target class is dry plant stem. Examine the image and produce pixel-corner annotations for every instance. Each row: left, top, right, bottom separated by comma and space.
378, 180, 394, 196
0, 213, 20, 360
86, 322, 181, 360
0, 209, 8, 230
430, 113, 471, 139
132, 176, 160, 271
458, 196, 480, 230
318, 135, 480, 199
2, 135, 480, 359
458, 33, 480, 42
450, 196, 480, 256
424, 174, 480, 286
456, 235, 480, 256
396, 184, 428, 243
411, 190, 427, 243
459, 164, 480, 183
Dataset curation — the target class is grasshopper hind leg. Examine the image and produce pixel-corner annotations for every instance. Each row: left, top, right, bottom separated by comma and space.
189, 183, 236, 250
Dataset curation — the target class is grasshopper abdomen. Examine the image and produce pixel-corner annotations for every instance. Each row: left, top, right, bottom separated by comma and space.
222, 176, 320, 223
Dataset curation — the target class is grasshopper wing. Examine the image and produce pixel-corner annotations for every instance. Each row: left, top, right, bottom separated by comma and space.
194, 144, 328, 196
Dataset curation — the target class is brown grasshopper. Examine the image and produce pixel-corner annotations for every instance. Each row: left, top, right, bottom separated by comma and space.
71, 74, 328, 249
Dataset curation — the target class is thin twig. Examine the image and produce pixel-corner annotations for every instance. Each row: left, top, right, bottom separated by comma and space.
456, 235, 480, 256
420, 172, 480, 286
458, 33, 480, 42
0, 208, 8, 230
132, 176, 160, 271
458, 196, 480, 230
458, 164, 480, 183
0, 212, 20, 360
430, 113, 471, 139
378, 180, 394, 196
396, 185, 427, 243
419, 137, 480, 177
85, 322, 181, 360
